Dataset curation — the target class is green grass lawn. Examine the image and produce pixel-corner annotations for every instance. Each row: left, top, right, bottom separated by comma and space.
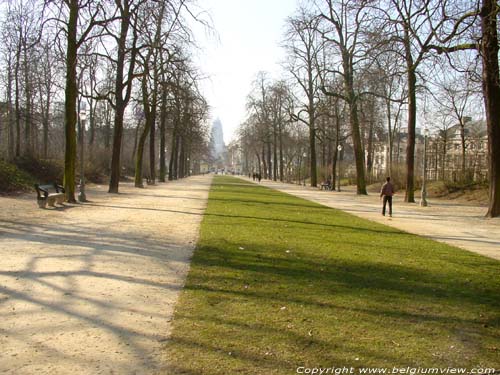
164, 176, 499, 374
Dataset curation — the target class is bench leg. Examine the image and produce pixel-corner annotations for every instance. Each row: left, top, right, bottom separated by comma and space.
47, 197, 56, 207
56, 195, 65, 205
37, 199, 47, 209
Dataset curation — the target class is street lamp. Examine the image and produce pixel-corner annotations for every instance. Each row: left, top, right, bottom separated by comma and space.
337, 144, 343, 192
78, 107, 88, 202
420, 127, 429, 207
303, 152, 307, 186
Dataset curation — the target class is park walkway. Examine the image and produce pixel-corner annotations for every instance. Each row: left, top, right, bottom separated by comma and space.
241, 177, 500, 261
0, 175, 212, 374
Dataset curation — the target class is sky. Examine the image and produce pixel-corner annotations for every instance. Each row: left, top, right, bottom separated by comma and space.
191, 0, 299, 144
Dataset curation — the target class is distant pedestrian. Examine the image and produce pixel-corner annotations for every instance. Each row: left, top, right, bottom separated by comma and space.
380, 177, 395, 217
257, 173, 262, 183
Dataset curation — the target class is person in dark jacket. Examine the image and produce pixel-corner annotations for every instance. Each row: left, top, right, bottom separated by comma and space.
380, 177, 395, 217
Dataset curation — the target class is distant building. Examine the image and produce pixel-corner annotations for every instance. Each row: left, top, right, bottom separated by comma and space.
370, 131, 425, 179
426, 119, 488, 181
226, 140, 242, 174
210, 118, 226, 159
370, 119, 489, 182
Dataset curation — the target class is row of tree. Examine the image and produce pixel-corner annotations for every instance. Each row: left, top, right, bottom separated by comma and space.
237, 0, 500, 217
0, 0, 211, 202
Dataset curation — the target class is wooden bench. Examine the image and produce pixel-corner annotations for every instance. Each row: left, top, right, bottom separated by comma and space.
34, 183, 65, 208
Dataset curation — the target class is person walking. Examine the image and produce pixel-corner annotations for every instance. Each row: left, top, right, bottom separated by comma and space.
380, 177, 395, 217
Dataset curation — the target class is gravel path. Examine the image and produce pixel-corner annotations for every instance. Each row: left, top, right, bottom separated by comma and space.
0, 175, 212, 374
242, 177, 500, 261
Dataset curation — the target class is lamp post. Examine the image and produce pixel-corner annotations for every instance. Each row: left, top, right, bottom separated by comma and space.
420, 127, 429, 207
78, 108, 87, 202
303, 152, 307, 186
337, 144, 343, 192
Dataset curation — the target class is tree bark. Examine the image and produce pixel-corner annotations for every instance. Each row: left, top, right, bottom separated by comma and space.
14, 39, 21, 158
405, 67, 417, 202
63, 0, 79, 203
168, 126, 177, 181
7, 55, 15, 159
273, 125, 278, 181
135, 55, 153, 188
350, 100, 367, 194
159, 87, 167, 182
279, 122, 284, 181
109, 1, 137, 193
482, 0, 500, 217
23, 42, 33, 156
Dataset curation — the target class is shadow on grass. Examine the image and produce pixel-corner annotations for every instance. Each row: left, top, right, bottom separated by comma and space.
83, 201, 403, 236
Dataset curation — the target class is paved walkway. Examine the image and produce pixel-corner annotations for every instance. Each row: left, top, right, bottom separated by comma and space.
0, 175, 212, 374
240, 177, 500, 261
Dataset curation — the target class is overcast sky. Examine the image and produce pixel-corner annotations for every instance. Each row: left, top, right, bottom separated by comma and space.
192, 0, 299, 144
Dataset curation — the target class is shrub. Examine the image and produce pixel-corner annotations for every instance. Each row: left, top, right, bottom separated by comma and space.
14, 156, 63, 183
0, 160, 35, 193
84, 161, 108, 183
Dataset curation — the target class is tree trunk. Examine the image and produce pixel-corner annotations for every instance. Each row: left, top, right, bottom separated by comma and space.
460, 119, 466, 180
262, 144, 267, 179
7, 55, 15, 159
109, 1, 136, 193
88, 98, 95, 149
178, 139, 185, 179
279, 122, 284, 181
63, 0, 79, 202
267, 141, 272, 179
482, 0, 500, 217
149, 102, 156, 183
109, 106, 125, 192
135, 57, 153, 188
441, 137, 447, 180
366, 118, 374, 182
104, 103, 111, 150
23, 43, 33, 156
273, 126, 278, 181
14, 41, 21, 158
134, 118, 150, 187
256, 152, 262, 177
405, 67, 417, 202
350, 100, 367, 194
159, 87, 167, 182
168, 127, 177, 181
132, 119, 141, 163
309, 115, 317, 187
173, 134, 179, 179
43, 115, 49, 159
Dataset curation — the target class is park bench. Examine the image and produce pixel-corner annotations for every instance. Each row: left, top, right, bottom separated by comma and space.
34, 183, 65, 208
320, 182, 332, 190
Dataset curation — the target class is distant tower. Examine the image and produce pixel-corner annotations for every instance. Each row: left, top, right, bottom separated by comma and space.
210, 118, 226, 159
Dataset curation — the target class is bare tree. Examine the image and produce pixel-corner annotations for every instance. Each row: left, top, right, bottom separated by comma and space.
316, 0, 371, 194
424, 0, 500, 216
45, 0, 108, 201
283, 9, 323, 187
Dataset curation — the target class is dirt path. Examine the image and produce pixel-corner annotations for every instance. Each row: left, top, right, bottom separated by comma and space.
241, 177, 500, 261
0, 175, 212, 374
